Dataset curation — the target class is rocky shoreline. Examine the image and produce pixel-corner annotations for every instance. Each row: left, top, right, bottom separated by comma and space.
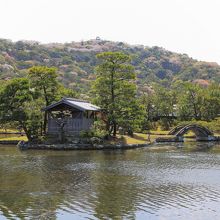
0, 140, 20, 145
155, 135, 220, 142
17, 141, 151, 150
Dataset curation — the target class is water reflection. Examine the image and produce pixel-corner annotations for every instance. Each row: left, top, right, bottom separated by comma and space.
89, 152, 140, 219
0, 143, 220, 219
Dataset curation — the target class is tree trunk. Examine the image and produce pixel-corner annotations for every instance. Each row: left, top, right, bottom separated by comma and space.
111, 66, 117, 137
113, 121, 117, 137
43, 111, 47, 134
20, 122, 31, 141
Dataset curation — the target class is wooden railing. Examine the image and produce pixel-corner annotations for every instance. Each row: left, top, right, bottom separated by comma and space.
48, 118, 93, 133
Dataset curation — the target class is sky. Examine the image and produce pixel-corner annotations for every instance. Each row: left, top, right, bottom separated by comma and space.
1, 0, 220, 63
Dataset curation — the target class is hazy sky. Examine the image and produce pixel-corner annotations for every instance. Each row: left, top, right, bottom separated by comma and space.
1, 0, 220, 63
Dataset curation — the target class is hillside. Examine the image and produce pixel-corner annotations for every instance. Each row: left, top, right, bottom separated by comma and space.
0, 38, 219, 93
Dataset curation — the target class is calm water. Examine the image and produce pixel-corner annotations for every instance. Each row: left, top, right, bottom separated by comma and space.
0, 143, 220, 220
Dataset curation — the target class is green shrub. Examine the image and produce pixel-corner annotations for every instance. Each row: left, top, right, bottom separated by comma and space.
79, 128, 108, 139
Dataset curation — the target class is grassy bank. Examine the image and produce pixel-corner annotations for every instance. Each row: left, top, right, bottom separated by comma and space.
0, 135, 27, 141
109, 132, 168, 145
0, 119, 219, 146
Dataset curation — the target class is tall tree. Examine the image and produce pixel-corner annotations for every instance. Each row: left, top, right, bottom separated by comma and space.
140, 91, 155, 130
200, 84, 220, 120
92, 52, 137, 136
28, 66, 59, 133
28, 66, 59, 106
177, 83, 203, 120
0, 78, 42, 141
153, 85, 176, 118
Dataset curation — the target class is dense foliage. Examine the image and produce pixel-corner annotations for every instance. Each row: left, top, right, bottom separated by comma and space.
141, 82, 220, 130
92, 52, 142, 136
0, 38, 220, 95
0, 67, 76, 141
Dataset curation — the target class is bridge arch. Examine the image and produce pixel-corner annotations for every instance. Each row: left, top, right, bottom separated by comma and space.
169, 124, 213, 137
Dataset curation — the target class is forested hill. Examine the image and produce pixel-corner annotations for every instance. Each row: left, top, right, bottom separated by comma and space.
0, 38, 219, 93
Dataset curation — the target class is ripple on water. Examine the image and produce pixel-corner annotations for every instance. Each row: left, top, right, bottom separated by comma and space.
1, 146, 220, 220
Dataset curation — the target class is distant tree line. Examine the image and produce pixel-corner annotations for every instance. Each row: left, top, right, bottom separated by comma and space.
140, 82, 220, 130
0, 38, 220, 94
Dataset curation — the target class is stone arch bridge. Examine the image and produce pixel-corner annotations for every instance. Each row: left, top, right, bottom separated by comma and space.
168, 124, 213, 137
156, 124, 219, 142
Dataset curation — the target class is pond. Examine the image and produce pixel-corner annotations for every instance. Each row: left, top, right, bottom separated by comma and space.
0, 142, 220, 220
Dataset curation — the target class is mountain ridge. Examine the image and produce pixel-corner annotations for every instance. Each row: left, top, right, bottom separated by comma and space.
0, 38, 219, 93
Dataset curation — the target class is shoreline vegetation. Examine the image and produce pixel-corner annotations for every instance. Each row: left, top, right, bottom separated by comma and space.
1, 133, 220, 152
1, 128, 220, 150
0, 51, 219, 149
1, 120, 220, 143
0, 117, 220, 150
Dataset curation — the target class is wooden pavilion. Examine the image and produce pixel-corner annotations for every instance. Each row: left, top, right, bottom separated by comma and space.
43, 98, 100, 135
